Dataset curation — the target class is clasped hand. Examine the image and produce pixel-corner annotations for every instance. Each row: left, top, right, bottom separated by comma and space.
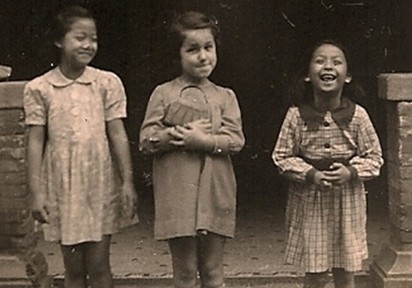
313, 162, 352, 190
168, 119, 212, 148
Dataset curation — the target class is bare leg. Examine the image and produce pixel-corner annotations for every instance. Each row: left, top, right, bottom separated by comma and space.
60, 244, 87, 288
198, 233, 226, 288
332, 268, 355, 288
84, 235, 113, 288
168, 237, 198, 288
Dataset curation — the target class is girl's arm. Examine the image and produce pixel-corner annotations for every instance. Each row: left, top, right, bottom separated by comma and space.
272, 107, 317, 183
107, 119, 138, 217
139, 86, 176, 154
107, 119, 134, 183
26, 125, 48, 223
103, 72, 137, 218
212, 88, 245, 154
349, 107, 384, 181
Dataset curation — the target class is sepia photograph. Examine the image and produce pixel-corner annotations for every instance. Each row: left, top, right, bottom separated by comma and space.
0, 0, 411, 287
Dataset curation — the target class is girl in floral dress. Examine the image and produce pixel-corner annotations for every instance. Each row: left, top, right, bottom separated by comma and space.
24, 5, 137, 288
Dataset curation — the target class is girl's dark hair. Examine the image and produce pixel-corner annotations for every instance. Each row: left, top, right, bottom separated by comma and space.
51, 5, 95, 42
169, 11, 220, 61
290, 39, 365, 106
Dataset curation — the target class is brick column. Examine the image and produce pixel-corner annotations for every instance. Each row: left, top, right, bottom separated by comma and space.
0, 81, 50, 287
370, 74, 412, 287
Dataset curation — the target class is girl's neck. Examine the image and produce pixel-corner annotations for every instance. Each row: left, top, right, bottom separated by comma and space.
58, 62, 87, 80
179, 74, 209, 86
313, 91, 342, 112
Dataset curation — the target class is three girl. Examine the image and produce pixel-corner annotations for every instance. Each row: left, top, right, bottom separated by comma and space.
139, 11, 245, 288
272, 40, 383, 288
24, 4, 385, 288
24, 5, 137, 288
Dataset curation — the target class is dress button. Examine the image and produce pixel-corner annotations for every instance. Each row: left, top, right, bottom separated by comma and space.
324, 143, 331, 149
323, 121, 330, 127
217, 148, 222, 153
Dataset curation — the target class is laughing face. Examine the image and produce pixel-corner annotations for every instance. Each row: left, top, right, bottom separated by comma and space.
179, 28, 217, 83
307, 43, 351, 95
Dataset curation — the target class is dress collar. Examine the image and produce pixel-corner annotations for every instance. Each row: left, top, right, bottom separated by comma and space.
175, 76, 212, 89
298, 97, 356, 130
46, 66, 97, 87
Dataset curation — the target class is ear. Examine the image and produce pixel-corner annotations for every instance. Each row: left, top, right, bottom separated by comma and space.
345, 74, 352, 83
54, 41, 62, 49
304, 76, 311, 83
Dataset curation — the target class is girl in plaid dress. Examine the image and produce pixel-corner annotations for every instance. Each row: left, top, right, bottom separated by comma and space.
272, 40, 383, 288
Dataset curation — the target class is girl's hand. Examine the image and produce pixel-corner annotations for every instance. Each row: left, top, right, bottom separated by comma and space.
149, 127, 180, 145
168, 123, 215, 152
168, 125, 205, 147
32, 192, 49, 224
323, 162, 352, 185
121, 181, 138, 219
167, 125, 185, 142
167, 119, 212, 146
184, 119, 212, 134
313, 171, 332, 190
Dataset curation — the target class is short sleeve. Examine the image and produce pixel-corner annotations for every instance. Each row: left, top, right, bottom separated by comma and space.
103, 73, 127, 121
23, 82, 47, 126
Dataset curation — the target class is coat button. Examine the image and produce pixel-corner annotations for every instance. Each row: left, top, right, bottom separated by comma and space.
323, 121, 330, 127
324, 143, 331, 149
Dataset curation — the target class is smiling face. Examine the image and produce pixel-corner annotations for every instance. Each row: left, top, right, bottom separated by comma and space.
179, 28, 217, 83
307, 43, 351, 96
55, 17, 98, 69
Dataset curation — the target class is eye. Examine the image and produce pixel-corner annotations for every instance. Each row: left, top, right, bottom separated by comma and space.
186, 46, 198, 53
333, 59, 343, 65
205, 44, 214, 51
314, 58, 324, 64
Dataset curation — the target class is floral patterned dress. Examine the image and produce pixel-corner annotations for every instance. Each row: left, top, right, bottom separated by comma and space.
24, 66, 133, 245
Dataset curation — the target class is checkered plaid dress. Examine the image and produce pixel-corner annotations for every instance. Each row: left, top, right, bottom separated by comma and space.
272, 103, 383, 272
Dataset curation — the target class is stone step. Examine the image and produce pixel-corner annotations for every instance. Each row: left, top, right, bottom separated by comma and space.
50, 274, 371, 288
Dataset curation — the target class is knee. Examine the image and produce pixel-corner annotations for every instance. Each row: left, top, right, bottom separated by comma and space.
332, 268, 355, 287
173, 263, 197, 288
64, 263, 87, 279
87, 262, 111, 279
199, 262, 224, 288
304, 272, 330, 288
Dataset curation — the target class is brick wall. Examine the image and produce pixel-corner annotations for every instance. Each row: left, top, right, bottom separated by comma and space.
386, 102, 412, 244
378, 74, 412, 246
0, 81, 34, 254
370, 73, 412, 287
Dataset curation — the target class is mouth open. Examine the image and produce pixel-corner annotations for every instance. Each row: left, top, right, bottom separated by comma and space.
320, 73, 336, 82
